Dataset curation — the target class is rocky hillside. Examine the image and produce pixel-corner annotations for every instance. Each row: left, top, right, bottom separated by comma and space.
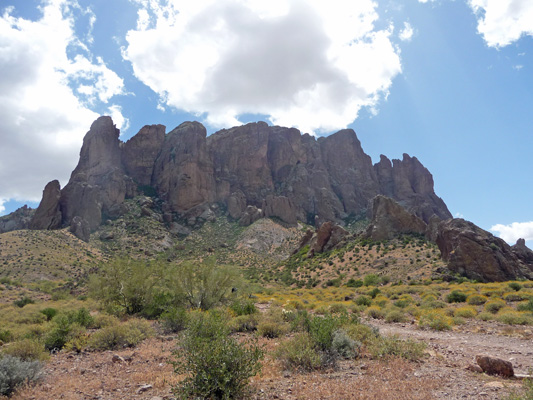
21, 116, 450, 236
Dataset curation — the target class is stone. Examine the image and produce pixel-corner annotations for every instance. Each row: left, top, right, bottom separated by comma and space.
365, 195, 427, 241
307, 221, 350, 255
112, 355, 124, 363
475, 355, 514, 378
30, 180, 62, 230
238, 206, 263, 226
466, 364, 484, 373
262, 195, 298, 225
137, 384, 153, 394
70, 216, 91, 242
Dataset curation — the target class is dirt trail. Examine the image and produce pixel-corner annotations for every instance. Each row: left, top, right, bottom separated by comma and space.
367, 318, 533, 376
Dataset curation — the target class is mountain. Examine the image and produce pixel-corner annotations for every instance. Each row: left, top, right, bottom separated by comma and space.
26, 116, 451, 233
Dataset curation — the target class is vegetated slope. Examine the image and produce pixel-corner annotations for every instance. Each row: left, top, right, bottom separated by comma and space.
268, 234, 447, 288
0, 229, 102, 283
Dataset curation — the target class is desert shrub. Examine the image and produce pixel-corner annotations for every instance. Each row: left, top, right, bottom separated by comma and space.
257, 319, 288, 338
40, 308, 58, 321
159, 307, 188, 333
508, 282, 522, 292
355, 296, 372, 307
418, 310, 453, 331
505, 374, 533, 400
344, 323, 379, 344
393, 295, 414, 309
229, 314, 259, 333
44, 314, 74, 351
484, 299, 506, 314
13, 297, 34, 308
504, 292, 529, 302
363, 274, 381, 287
496, 311, 533, 326
1, 339, 48, 362
87, 319, 153, 351
517, 298, 533, 312
331, 329, 360, 358
454, 306, 477, 318
329, 303, 347, 314
477, 311, 494, 321
65, 308, 94, 328
308, 313, 343, 353
173, 311, 264, 400
385, 308, 408, 323
0, 330, 13, 344
230, 299, 257, 316
372, 295, 390, 308
276, 333, 322, 372
368, 288, 381, 299
0, 356, 43, 397
467, 294, 488, 305
365, 306, 385, 319
446, 290, 467, 303
346, 278, 363, 288
91, 313, 119, 328
366, 335, 426, 361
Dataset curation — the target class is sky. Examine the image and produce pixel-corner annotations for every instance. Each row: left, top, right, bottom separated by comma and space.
0, 0, 532, 247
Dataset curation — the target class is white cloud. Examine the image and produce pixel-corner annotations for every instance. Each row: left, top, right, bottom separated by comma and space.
0, 1, 125, 204
123, 0, 402, 134
399, 22, 414, 41
468, 0, 533, 47
491, 221, 533, 244
108, 104, 130, 133
0, 199, 6, 215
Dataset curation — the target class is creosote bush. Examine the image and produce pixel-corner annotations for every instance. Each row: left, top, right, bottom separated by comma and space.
418, 310, 453, 331
446, 290, 467, 303
173, 310, 264, 400
87, 319, 153, 351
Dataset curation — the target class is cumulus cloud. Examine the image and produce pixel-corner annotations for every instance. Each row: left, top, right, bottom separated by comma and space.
491, 221, 533, 244
399, 22, 414, 41
0, 1, 125, 203
123, 0, 402, 134
468, 0, 533, 47
0, 199, 5, 215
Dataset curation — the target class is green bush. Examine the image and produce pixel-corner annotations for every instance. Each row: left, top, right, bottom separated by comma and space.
308, 313, 343, 353
454, 306, 477, 318
0, 330, 13, 344
230, 299, 257, 316
173, 311, 264, 400
40, 308, 58, 321
366, 335, 426, 361
13, 297, 34, 308
517, 298, 533, 312
508, 282, 522, 292
467, 294, 488, 305
418, 310, 453, 331
275, 333, 322, 372
385, 308, 408, 323
496, 311, 533, 326
229, 314, 259, 333
355, 296, 372, 306
0, 356, 43, 396
1, 339, 49, 362
257, 320, 288, 338
159, 307, 188, 333
44, 314, 74, 351
346, 278, 363, 288
484, 299, 506, 314
363, 274, 381, 287
366, 306, 385, 319
87, 319, 153, 351
446, 290, 467, 303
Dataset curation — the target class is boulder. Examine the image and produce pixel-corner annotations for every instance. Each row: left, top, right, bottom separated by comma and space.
238, 206, 263, 226
475, 355, 514, 378
308, 222, 350, 255
262, 195, 298, 225
70, 216, 91, 242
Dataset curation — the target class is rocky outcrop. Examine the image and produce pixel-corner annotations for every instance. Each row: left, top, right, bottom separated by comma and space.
122, 124, 165, 186
0, 205, 34, 233
30, 180, 62, 230
303, 222, 351, 256
435, 219, 533, 282
153, 122, 215, 213
512, 238, 533, 264
31, 117, 452, 233
365, 195, 427, 241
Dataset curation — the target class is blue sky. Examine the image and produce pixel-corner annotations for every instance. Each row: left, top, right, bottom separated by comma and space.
0, 0, 532, 247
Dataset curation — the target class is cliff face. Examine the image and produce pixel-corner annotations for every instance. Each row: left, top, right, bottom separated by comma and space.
29, 117, 452, 232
